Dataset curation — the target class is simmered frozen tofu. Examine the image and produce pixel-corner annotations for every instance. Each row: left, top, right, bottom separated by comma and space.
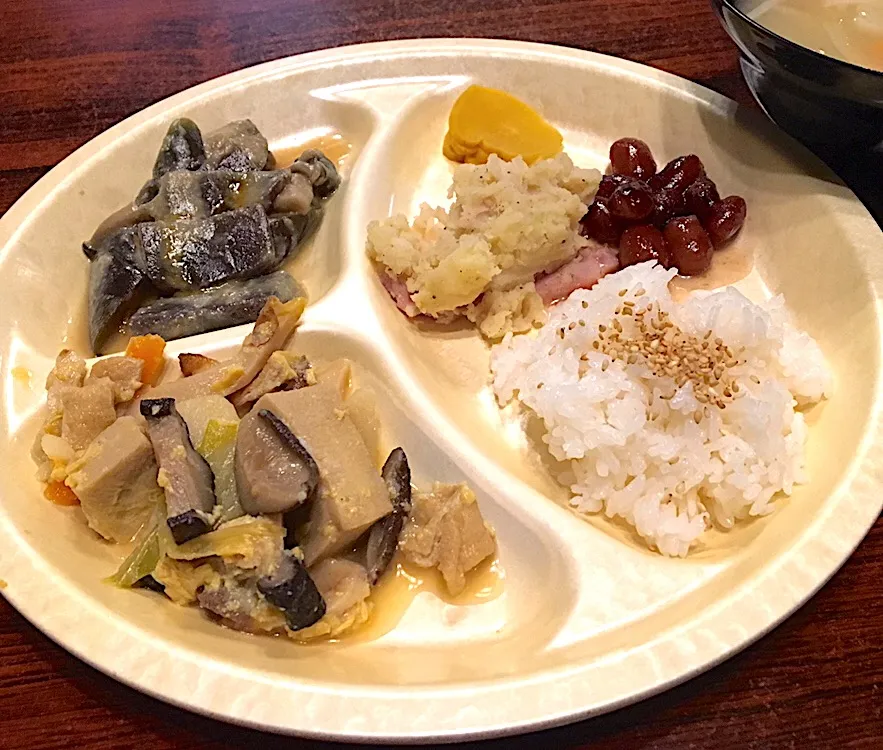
66, 416, 160, 542
61, 380, 116, 451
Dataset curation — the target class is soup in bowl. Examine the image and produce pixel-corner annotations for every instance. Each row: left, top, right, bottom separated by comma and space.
713, 0, 883, 152
747, 1, 883, 73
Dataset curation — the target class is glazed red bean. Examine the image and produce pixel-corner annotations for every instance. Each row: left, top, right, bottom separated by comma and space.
649, 154, 706, 195
619, 225, 671, 268
663, 216, 714, 276
650, 188, 686, 228
704, 195, 747, 246
684, 177, 720, 222
595, 173, 630, 199
609, 138, 657, 179
608, 180, 654, 222
580, 199, 622, 246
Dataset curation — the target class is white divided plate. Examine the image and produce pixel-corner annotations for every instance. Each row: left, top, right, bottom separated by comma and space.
1, 38, 882, 743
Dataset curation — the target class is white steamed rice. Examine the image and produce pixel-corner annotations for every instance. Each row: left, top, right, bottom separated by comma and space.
490, 262, 831, 556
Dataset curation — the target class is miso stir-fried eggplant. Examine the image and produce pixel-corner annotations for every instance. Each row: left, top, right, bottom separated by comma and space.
84, 117, 341, 354
32, 298, 496, 641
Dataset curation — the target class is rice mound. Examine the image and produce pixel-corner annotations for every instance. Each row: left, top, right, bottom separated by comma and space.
366, 153, 600, 338
490, 262, 831, 556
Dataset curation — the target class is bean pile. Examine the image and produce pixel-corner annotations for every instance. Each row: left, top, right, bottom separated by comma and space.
580, 138, 747, 276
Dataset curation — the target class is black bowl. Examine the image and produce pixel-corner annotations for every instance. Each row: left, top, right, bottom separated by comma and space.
712, 0, 883, 153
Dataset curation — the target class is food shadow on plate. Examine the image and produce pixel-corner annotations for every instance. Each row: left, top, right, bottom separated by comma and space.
409, 314, 477, 340
516, 412, 663, 556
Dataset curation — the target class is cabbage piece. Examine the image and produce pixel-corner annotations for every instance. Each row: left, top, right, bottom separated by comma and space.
107, 518, 162, 588
153, 557, 217, 605
198, 418, 243, 523
163, 515, 284, 573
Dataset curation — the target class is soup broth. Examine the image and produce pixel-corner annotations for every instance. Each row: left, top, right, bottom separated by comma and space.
744, 0, 883, 72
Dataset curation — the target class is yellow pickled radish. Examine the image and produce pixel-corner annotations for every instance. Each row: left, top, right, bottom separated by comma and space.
442, 85, 563, 165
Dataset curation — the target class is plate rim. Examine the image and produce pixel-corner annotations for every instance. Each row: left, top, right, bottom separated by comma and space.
1, 37, 882, 742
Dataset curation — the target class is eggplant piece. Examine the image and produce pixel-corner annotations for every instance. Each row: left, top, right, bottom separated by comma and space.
88, 245, 149, 355
140, 205, 289, 293
226, 170, 290, 211
235, 408, 319, 515
93, 170, 288, 249
272, 172, 314, 215
366, 448, 412, 585
148, 169, 289, 221
150, 169, 224, 220
257, 552, 326, 631
152, 118, 206, 179
292, 149, 341, 199
129, 271, 301, 341
140, 398, 216, 544
215, 150, 257, 172
204, 120, 269, 172
86, 202, 155, 249
135, 178, 160, 206
94, 224, 148, 268
87, 169, 291, 264
270, 208, 323, 264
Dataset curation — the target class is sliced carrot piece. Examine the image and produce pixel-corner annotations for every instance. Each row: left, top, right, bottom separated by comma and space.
44, 481, 80, 506
125, 334, 167, 386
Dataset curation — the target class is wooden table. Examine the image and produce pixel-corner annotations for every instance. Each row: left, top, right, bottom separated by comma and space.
1, 1, 881, 748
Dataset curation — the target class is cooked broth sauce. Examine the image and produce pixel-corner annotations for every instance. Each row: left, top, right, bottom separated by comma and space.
271, 132, 352, 171
324, 556, 504, 645
669, 239, 754, 301
745, 0, 883, 72
11, 366, 32, 387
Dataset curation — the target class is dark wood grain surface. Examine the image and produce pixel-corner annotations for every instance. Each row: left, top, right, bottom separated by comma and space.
1, 1, 881, 748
